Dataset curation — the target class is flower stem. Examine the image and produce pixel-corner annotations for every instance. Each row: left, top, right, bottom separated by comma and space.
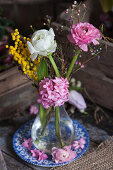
55, 106, 64, 148
39, 104, 46, 129
41, 106, 52, 136
48, 54, 60, 77
66, 51, 80, 80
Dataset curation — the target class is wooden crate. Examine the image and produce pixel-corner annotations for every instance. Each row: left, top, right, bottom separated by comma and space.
0, 67, 37, 120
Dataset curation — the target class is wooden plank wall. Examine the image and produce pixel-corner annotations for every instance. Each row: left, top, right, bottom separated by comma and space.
0, 67, 37, 120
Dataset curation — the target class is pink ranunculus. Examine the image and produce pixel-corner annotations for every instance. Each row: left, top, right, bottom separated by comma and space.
68, 90, 87, 112
37, 77, 69, 109
67, 22, 102, 51
72, 137, 86, 150
51, 146, 77, 164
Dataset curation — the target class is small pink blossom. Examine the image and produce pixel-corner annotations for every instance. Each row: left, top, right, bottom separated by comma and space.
30, 105, 38, 115
72, 137, 86, 150
67, 22, 102, 51
31, 149, 40, 157
81, 64, 85, 68
37, 77, 69, 109
31, 149, 48, 161
22, 138, 32, 150
51, 145, 77, 164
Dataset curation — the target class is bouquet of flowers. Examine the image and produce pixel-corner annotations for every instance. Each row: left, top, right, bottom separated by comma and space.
7, 1, 103, 163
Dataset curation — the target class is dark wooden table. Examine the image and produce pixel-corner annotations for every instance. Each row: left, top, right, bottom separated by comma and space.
0, 105, 113, 170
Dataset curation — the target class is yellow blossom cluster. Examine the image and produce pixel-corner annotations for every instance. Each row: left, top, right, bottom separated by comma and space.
6, 29, 40, 82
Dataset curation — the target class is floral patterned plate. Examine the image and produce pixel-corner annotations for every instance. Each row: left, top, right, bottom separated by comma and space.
13, 119, 89, 167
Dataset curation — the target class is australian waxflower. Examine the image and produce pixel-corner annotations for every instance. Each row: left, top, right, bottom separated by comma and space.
37, 77, 69, 109
8, 29, 40, 82
27, 28, 57, 60
67, 22, 102, 51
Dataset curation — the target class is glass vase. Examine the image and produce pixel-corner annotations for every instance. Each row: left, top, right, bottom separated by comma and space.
31, 105, 75, 153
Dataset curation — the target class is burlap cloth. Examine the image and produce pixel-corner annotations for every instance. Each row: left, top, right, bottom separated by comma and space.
50, 137, 113, 170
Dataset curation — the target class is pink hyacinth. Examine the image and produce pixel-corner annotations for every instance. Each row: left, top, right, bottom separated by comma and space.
72, 137, 86, 150
29, 105, 38, 115
51, 145, 77, 164
37, 77, 69, 109
31, 149, 48, 161
67, 22, 102, 51
22, 138, 32, 151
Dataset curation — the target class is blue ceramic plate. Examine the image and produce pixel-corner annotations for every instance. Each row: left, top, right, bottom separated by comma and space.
13, 119, 89, 167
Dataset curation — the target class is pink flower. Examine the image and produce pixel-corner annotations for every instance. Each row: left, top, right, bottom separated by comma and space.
72, 137, 86, 150
30, 105, 38, 115
31, 149, 48, 161
51, 146, 77, 164
22, 138, 48, 161
68, 90, 87, 112
37, 77, 69, 109
31, 149, 40, 157
22, 138, 32, 150
67, 22, 102, 51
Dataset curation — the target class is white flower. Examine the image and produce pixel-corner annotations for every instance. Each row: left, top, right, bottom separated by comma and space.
68, 90, 87, 112
27, 28, 57, 60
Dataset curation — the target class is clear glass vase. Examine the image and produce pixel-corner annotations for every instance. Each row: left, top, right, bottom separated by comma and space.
31, 105, 75, 153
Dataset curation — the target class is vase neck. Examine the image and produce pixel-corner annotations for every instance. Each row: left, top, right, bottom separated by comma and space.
59, 104, 71, 120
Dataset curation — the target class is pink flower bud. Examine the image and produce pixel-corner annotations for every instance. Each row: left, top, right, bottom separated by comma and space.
68, 90, 87, 112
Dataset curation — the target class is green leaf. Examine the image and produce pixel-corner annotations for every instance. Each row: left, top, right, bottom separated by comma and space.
37, 58, 48, 83
0, 25, 5, 40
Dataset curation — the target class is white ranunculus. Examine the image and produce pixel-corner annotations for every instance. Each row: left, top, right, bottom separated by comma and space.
27, 28, 57, 60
